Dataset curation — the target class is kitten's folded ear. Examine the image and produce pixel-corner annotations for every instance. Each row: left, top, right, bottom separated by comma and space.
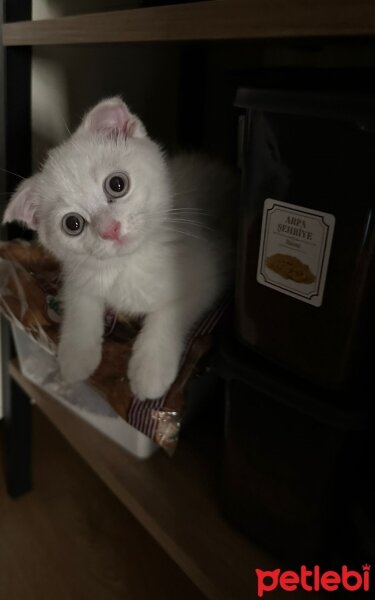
78, 97, 147, 139
2, 174, 40, 230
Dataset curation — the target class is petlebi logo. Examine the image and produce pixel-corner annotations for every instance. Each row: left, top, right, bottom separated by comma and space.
255, 565, 371, 596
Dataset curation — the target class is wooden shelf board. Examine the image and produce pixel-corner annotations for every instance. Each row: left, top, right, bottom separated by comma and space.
3, 0, 375, 46
8, 360, 278, 600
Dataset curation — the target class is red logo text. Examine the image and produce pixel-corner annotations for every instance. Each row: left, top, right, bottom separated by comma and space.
255, 565, 371, 596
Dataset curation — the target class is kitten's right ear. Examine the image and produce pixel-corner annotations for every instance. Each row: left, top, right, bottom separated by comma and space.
77, 97, 147, 138
2, 175, 40, 230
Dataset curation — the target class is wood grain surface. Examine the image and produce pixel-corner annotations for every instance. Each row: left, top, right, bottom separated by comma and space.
3, 0, 375, 46
7, 361, 325, 600
0, 407, 205, 600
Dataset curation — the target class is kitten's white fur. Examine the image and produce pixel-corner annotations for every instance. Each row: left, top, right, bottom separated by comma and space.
3, 97, 236, 400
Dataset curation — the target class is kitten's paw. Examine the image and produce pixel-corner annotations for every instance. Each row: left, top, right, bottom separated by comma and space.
128, 340, 179, 401
58, 343, 102, 383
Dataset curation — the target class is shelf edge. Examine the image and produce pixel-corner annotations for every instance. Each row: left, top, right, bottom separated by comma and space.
3, 1, 375, 46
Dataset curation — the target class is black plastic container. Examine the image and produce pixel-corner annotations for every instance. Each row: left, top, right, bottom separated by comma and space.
217, 337, 371, 564
235, 86, 375, 390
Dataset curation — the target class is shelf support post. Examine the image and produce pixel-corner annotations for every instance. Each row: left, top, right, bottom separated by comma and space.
0, 0, 33, 497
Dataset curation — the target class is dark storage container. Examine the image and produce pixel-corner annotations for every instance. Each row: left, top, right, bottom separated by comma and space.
217, 338, 370, 564
235, 87, 375, 389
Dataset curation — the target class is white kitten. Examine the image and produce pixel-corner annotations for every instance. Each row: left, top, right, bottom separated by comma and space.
3, 97, 236, 400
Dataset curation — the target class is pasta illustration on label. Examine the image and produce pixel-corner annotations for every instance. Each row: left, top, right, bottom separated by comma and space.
265, 254, 316, 284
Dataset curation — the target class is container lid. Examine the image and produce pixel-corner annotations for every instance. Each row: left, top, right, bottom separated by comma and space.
214, 335, 373, 431
235, 87, 375, 123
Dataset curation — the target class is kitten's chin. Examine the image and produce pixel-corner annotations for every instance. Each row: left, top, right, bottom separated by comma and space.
91, 236, 143, 260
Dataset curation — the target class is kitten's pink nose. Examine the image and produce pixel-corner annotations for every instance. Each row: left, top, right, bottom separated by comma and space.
100, 220, 122, 241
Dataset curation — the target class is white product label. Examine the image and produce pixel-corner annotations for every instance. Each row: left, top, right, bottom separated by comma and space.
257, 199, 335, 307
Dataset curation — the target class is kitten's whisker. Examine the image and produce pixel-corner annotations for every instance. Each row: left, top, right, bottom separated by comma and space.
61, 116, 72, 137
144, 213, 214, 231
165, 211, 211, 218
170, 187, 212, 197
155, 208, 211, 214
54, 106, 72, 138
0, 166, 26, 181
163, 226, 205, 242
146, 210, 212, 220
164, 207, 209, 211
164, 218, 215, 232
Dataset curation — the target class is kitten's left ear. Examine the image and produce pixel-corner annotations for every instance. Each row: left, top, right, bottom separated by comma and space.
78, 97, 147, 138
2, 174, 40, 230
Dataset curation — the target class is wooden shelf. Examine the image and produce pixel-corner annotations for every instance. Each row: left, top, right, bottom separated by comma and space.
3, 0, 375, 46
9, 360, 277, 600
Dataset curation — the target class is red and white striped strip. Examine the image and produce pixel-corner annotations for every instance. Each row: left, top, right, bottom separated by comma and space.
127, 296, 228, 441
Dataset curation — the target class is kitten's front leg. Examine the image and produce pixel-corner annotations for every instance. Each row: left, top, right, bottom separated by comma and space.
128, 311, 183, 400
128, 300, 202, 401
58, 291, 105, 383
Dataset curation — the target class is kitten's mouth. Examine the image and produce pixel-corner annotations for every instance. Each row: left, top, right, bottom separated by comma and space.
101, 233, 127, 244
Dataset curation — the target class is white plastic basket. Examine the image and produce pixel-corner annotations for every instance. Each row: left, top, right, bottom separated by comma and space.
11, 323, 158, 459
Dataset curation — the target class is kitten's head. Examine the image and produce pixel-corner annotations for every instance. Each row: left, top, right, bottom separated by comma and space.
2, 97, 170, 261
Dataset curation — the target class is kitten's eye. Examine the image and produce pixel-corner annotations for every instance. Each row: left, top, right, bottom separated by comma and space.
62, 213, 86, 236
103, 172, 130, 199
